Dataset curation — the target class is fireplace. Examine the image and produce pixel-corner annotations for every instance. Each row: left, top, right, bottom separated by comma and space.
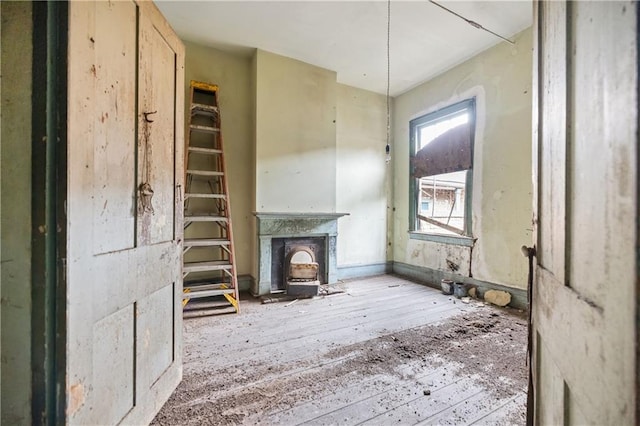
253, 212, 348, 296
272, 237, 326, 292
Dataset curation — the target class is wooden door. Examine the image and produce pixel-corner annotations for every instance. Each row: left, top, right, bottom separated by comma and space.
66, 1, 184, 424
532, 1, 637, 424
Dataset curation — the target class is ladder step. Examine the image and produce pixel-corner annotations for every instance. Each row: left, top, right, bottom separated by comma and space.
184, 261, 232, 273
184, 214, 229, 222
191, 81, 218, 93
191, 102, 219, 114
184, 238, 230, 247
183, 288, 235, 299
184, 283, 233, 291
190, 124, 220, 133
187, 169, 224, 177
185, 193, 226, 199
188, 147, 223, 155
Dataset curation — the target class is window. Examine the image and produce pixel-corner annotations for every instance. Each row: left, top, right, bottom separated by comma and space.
409, 99, 475, 241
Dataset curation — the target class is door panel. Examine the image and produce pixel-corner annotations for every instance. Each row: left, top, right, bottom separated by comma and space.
533, 1, 637, 424
90, 305, 135, 424
137, 14, 177, 245
137, 283, 175, 391
92, 0, 137, 255
537, 1, 566, 281
66, 1, 184, 424
535, 334, 564, 425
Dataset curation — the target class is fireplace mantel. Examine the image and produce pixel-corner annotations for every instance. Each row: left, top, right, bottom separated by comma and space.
254, 212, 349, 219
253, 212, 349, 296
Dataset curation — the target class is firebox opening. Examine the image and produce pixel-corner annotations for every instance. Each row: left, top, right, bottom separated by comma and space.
271, 237, 327, 293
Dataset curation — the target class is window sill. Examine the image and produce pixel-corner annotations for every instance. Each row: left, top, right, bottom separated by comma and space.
408, 231, 475, 247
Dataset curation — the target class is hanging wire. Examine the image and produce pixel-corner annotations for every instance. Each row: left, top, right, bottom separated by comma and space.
428, 0, 515, 45
385, 0, 391, 164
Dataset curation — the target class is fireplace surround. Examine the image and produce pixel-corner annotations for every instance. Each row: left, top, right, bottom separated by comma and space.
253, 212, 348, 296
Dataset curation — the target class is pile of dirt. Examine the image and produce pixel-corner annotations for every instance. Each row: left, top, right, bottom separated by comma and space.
331, 308, 528, 399
152, 307, 527, 425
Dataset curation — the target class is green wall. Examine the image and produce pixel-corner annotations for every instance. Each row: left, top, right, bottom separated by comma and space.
336, 84, 391, 268
254, 49, 337, 213
392, 28, 533, 290
1, 1, 33, 423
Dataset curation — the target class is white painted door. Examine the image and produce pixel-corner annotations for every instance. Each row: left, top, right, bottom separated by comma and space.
532, 1, 636, 424
66, 1, 184, 424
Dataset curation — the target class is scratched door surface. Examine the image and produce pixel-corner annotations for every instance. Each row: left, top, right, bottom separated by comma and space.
66, 1, 184, 424
532, 1, 637, 424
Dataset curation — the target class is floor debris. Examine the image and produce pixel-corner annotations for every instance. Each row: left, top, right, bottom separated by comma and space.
484, 289, 512, 307
153, 276, 527, 425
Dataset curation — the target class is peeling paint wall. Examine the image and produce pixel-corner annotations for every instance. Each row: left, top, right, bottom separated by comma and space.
336, 84, 390, 268
393, 27, 533, 290
254, 49, 337, 213
184, 42, 253, 277
1, 2, 33, 423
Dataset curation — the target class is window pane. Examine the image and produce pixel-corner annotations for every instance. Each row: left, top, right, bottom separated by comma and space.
417, 111, 469, 151
417, 170, 466, 235
409, 98, 474, 237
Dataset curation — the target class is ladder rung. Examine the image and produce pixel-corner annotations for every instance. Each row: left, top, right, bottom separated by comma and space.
184, 283, 233, 291
183, 288, 235, 299
187, 169, 224, 177
190, 124, 220, 133
184, 238, 230, 247
188, 147, 222, 155
191, 81, 218, 92
184, 261, 232, 273
185, 193, 226, 199
184, 215, 228, 222
191, 102, 219, 113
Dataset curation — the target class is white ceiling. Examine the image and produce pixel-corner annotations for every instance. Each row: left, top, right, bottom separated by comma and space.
156, 1, 532, 96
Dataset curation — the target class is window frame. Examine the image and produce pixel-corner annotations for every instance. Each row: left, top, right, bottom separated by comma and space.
408, 98, 476, 246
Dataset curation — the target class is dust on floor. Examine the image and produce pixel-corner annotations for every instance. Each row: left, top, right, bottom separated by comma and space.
153, 301, 527, 425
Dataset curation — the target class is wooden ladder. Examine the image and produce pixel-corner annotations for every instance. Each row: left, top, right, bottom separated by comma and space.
183, 81, 239, 313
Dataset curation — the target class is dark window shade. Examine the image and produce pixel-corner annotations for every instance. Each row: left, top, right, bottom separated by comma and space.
411, 122, 472, 178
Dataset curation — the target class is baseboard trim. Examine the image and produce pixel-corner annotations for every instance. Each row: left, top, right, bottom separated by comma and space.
337, 262, 393, 280
392, 261, 528, 309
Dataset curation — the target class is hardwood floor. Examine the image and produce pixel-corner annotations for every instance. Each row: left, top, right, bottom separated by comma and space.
154, 275, 527, 425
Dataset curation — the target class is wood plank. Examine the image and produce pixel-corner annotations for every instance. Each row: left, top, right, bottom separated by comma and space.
154, 276, 526, 425
309, 376, 482, 425
181, 278, 467, 354
271, 364, 453, 424
469, 392, 527, 425
416, 390, 524, 425
182, 297, 468, 370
